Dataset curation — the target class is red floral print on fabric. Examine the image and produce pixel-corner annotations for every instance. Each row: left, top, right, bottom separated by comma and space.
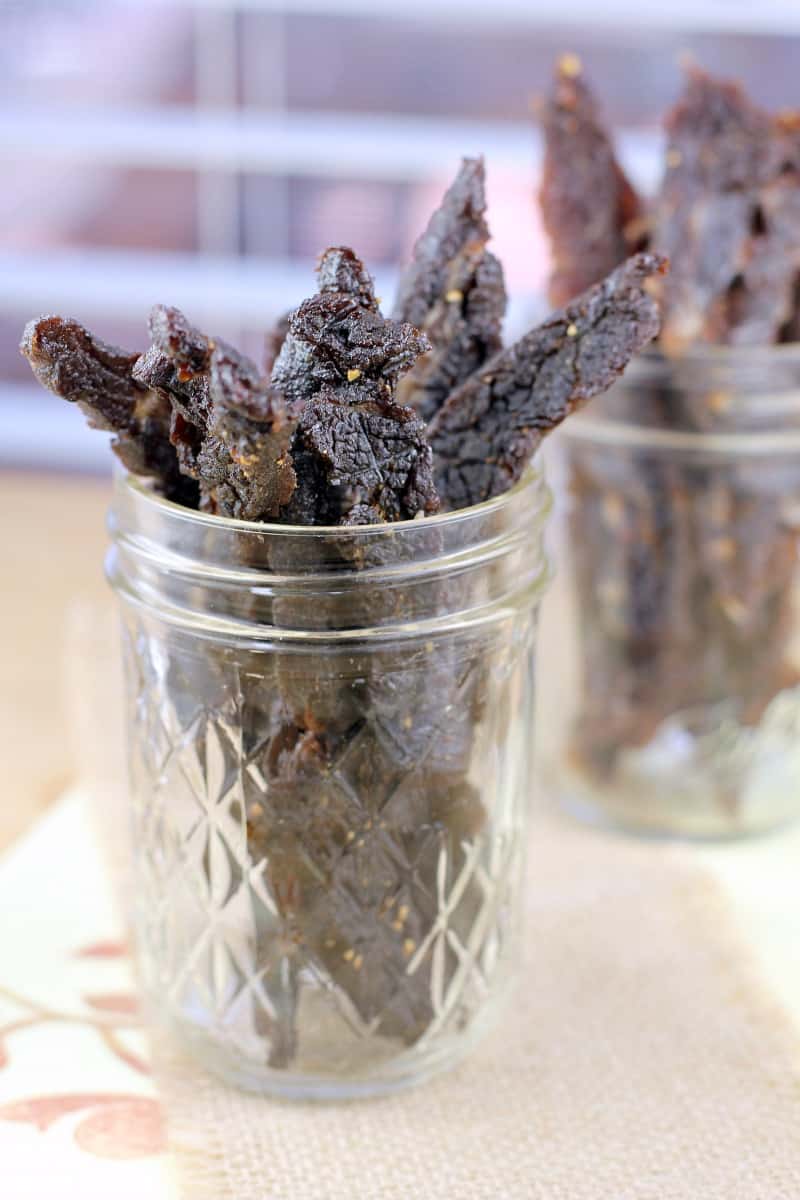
0, 948, 148, 1076
74, 941, 128, 959
0, 1094, 165, 1159
0, 941, 163, 1160
83, 993, 140, 1016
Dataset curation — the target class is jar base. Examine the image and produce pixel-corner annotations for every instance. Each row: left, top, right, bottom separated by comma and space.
158, 1002, 502, 1102
552, 766, 800, 843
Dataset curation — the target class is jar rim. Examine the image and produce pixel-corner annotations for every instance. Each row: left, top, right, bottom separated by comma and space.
558, 417, 800, 455
120, 458, 544, 536
560, 344, 800, 455
109, 459, 551, 643
637, 343, 800, 368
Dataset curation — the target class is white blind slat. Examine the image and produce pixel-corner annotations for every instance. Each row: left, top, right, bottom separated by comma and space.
129, 0, 800, 37
0, 108, 663, 192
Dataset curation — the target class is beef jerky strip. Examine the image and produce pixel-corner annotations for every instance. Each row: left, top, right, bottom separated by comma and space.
276, 277, 436, 523
565, 444, 699, 779
286, 386, 438, 526
393, 157, 489, 329
385, 177, 504, 767
300, 234, 496, 1028
651, 66, 774, 351
287, 292, 426, 394
270, 247, 382, 413
729, 112, 800, 345
148, 302, 211, 380
429, 252, 666, 510
204, 261, 432, 1049
207, 340, 296, 518
264, 253, 447, 1044
20, 316, 196, 505
133, 307, 295, 521
538, 54, 643, 309
317, 244, 381, 312
393, 158, 506, 422
132, 307, 213, 490
263, 247, 380, 392
396, 243, 506, 424
638, 72, 800, 789
245, 715, 462, 1044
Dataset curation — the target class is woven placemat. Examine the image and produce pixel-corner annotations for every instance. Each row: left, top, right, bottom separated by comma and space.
148, 814, 800, 1200
70, 602, 800, 1198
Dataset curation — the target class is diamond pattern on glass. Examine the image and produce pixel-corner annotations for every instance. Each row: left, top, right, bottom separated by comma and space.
124, 617, 527, 1076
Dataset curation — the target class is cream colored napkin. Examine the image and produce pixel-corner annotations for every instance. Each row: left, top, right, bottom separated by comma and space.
0, 793, 168, 1198
149, 815, 800, 1200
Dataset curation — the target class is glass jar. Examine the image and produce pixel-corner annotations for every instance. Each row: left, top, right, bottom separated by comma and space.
543, 346, 800, 839
107, 466, 551, 1098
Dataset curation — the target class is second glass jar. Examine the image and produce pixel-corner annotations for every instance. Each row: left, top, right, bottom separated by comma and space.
544, 346, 800, 839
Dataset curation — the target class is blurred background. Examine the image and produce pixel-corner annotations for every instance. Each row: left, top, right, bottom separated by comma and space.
3, 0, 800, 472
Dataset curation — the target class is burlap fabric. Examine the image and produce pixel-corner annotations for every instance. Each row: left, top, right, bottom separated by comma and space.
70, 601, 800, 1199
150, 815, 800, 1200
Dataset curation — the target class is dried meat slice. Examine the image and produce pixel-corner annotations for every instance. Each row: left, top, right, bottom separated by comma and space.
725, 113, 800, 345
133, 315, 225, 511
148, 304, 211, 379
539, 55, 642, 308
651, 66, 774, 349
207, 339, 297, 519
428, 253, 666, 510
317, 245, 380, 311
22, 315, 144, 433
393, 159, 506, 422
284, 387, 439, 526
393, 157, 490, 330
270, 247, 383, 411
396, 240, 506, 423
133, 306, 212, 432
20, 315, 195, 504
289, 294, 428, 392
134, 307, 296, 521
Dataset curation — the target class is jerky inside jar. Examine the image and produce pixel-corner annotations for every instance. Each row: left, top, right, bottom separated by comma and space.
547, 347, 800, 838
21, 159, 662, 1094
108, 461, 552, 1094
537, 58, 800, 837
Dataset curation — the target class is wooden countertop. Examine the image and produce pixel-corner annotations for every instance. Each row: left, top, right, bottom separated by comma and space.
0, 470, 113, 853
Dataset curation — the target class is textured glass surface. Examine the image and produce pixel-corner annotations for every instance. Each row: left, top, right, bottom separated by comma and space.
545, 347, 800, 839
110, 469, 548, 1096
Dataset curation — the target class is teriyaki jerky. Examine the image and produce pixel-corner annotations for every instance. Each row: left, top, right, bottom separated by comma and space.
393, 158, 506, 422
393, 157, 490, 330
287, 389, 438, 526
429, 253, 666, 509
653, 66, 800, 350
23, 162, 663, 1060
20, 315, 195, 506
534, 62, 800, 824
538, 54, 643, 308
133, 305, 295, 521
270, 246, 385, 411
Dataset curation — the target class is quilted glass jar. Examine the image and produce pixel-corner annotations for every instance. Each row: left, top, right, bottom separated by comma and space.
543, 346, 800, 839
107, 467, 550, 1098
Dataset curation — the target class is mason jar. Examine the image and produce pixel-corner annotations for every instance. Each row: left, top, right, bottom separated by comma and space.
542, 346, 800, 839
107, 466, 551, 1099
